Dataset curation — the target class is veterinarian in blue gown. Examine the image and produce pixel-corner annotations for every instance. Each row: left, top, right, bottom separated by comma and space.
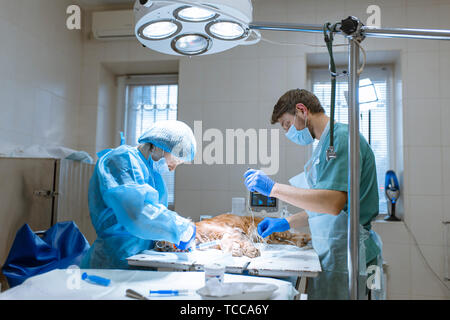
81, 120, 197, 269
244, 89, 384, 300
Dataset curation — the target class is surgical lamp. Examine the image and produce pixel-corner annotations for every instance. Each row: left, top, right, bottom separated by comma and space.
133, 0, 450, 300
135, 0, 259, 56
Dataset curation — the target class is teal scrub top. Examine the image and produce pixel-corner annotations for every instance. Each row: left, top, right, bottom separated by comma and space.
312, 122, 380, 264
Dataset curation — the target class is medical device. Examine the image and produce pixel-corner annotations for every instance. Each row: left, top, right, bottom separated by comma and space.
149, 289, 189, 296
384, 170, 400, 221
195, 240, 221, 250
247, 191, 279, 217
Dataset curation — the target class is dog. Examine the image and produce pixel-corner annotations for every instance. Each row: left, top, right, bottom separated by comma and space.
155, 213, 311, 258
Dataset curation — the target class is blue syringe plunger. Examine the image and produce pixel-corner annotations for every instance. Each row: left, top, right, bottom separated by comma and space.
82, 272, 111, 286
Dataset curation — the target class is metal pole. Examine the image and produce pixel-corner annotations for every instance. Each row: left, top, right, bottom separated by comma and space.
249, 22, 324, 33
249, 22, 450, 40
361, 26, 450, 40
347, 36, 361, 300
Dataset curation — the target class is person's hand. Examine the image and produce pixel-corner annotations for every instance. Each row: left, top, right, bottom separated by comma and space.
243, 169, 275, 197
257, 218, 290, 238
176, 225, 196, 250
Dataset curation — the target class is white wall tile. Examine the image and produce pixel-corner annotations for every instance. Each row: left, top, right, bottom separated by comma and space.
443, 147, 450, 195
408, 195, 444, 246
175, 164, 203, 190
177, 102, 203, 130
230, 59, 259, 102
200, 190, 232, 218
441, 100, 450, 146
0, 19, 17, 81
228, 163, 250, 192
443, 196, 450, 222
404, 51, 440, 99
258, 57, 288, 102
33, 89, 53, 140
178, 58, 205, 104
0, 0, 84, 154
173, 189, 204, 221
229, 101, 260, 130
13, 83, 35, 137
404, 98, 441, 147
439, 51, 450, 99
406, 146, 443, 195
410, 244, 449, 298
406, 4, 441, 52
202, 59, 233, 103
0, 78, 16, 132
382, 243, 411, 296
104, 40, 130, 62
287, 55, 307, 89
372, 220, 412, 245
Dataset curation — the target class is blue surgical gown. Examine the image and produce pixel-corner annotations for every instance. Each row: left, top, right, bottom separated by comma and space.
80, 145, 191, 269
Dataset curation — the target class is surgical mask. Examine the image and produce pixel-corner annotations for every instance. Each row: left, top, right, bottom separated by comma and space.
285, 113, 314, 146
153, 157, 170, 174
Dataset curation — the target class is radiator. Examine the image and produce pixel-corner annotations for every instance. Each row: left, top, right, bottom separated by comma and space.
55, 159, 96, 245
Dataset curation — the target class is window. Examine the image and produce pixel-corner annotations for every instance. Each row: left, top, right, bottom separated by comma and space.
124, 75, 178, 207
310, 66, 392, 213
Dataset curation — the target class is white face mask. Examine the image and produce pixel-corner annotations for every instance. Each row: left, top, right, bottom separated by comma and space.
285, 112, 314, 146
153, 157, 170, 174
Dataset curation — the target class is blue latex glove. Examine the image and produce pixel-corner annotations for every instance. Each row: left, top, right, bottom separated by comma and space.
243, 169, 275, 197
257, 218, 290, 238
176, 225, 196, 250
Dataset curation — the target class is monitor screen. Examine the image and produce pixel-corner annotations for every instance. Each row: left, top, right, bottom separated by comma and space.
250, 191, 277, 207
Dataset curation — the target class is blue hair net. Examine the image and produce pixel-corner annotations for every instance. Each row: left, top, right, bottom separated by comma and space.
138, 120, 197, 162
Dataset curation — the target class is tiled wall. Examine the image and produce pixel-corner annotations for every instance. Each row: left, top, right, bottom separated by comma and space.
0, 0, 448, 299
0, 0, 83, 152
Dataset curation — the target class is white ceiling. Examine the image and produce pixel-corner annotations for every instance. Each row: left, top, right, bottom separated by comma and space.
76, 0, 134, 8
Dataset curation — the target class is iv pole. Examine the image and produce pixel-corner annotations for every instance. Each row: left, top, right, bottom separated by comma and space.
250, 18, 450, 300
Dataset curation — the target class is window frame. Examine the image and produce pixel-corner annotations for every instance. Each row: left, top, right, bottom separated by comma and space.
122, 74, 179, 210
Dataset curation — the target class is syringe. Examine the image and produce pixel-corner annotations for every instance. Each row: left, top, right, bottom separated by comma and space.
195, 240, 221, 250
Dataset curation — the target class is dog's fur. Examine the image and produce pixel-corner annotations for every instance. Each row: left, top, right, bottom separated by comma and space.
155, 213, 311, 258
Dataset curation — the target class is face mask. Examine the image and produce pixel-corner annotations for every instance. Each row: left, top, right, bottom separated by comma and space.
285, 112, 314, 146
153, 157, 170, 174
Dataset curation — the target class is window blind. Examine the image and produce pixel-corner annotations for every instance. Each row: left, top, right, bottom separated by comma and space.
310, 66, 391, 213
125, 79, 178, 206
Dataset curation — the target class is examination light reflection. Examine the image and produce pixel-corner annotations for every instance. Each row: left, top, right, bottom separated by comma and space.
142, 21, 179, 39
209, 21, 245, 40
177, 6, 216, 22
173, 34, 210, 55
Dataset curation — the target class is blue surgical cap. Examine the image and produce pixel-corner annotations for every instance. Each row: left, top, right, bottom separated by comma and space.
138, 120, 197, 162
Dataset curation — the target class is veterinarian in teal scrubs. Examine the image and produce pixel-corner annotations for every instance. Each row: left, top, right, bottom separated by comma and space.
244, 89, 384, 300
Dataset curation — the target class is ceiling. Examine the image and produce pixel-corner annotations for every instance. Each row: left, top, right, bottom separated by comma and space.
76, 0, 134, 8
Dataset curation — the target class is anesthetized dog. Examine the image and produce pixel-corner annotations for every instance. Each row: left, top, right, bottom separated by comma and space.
155, 213, 311, 258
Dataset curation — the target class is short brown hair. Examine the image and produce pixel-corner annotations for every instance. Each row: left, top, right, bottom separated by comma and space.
271, 89, 325, 124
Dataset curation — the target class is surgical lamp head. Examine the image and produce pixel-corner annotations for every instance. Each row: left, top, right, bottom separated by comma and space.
134, 0, 260, 56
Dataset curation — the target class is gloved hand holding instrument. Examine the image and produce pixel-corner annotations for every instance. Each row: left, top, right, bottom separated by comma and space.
243, 169, 275, 197
257, 217, 291, 238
